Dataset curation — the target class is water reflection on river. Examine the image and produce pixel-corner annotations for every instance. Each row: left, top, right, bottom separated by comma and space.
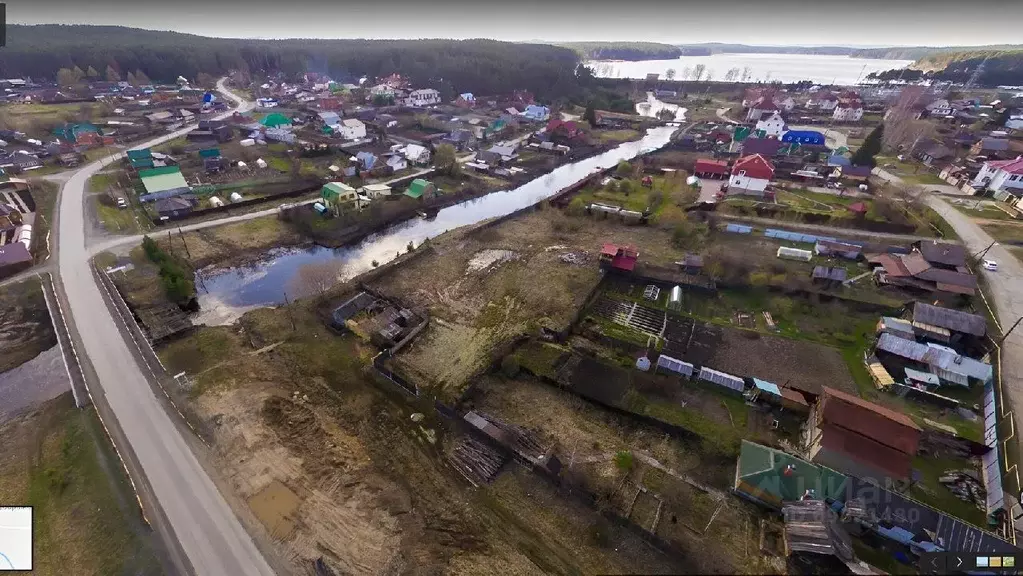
195, 119, 680, 325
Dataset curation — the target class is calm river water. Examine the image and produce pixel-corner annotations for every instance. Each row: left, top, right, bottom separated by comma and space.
195, 121, 680, 325
589, 53, 913, 85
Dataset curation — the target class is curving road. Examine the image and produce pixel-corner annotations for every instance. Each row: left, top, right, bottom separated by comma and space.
55, 79, 276, 576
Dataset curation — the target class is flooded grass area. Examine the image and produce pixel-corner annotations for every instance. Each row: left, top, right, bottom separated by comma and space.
0, 394, 162, 575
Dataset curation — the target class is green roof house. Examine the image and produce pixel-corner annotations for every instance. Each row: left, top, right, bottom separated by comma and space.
260, 113, 292, 128
734, 440, 847, 509
404, 179, 436, 200
138, 166, 190, 202
321, 182, 357, 204
127, 148, 154, 169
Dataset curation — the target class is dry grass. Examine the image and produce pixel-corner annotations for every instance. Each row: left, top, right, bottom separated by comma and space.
156, 215, 303, 268
0, 394, 161, 575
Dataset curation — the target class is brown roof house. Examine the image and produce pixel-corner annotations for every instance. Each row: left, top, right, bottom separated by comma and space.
802, 387, 922, 483
866, 240, 976, 299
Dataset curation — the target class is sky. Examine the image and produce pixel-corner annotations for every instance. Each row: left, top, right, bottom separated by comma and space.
8, 0, 1023, 47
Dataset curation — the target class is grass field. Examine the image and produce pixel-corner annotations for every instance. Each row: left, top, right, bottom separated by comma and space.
26, 179, 59, 263
981, 222, 1023, 245
949, 201, 1020, 222
0, 394, 161, 575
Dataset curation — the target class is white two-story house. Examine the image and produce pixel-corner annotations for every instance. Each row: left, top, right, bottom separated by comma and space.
755, 111, 787, 138
832, 102, 864, 122
971, 157, 1023, 198
340, 119, 367, 141
926, 99, 954, 118
405, 88, 442, 108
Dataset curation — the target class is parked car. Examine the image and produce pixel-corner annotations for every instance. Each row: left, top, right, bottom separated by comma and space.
982, 259, 998, 271
116, 197, 128, 209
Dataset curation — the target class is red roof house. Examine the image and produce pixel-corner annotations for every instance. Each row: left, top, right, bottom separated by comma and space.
318, 97, 342, 111
599, 243, 639, 272
693, 158, 729, 178
806, 387, 922, 481
546, 119, 584, 140
846, 201, 868, 215
732, 154, 775, 180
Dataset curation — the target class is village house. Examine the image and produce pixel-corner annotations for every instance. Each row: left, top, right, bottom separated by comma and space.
727, 154, 774, 197
745, 98, 780, 122
926, 99, 954, 117
442, 128, 477, 151
867, 240, 977, 299
405, 88, 442, 108
402, 143, 431, 165
339, 119, 367, 141
404, 178, 437, 200
917, 141, 953, 167
970, 157, 1023, 195
598, 243, 638, 273
911, 302, 987, 348
971, 137, 1011, 159
322, 182, 359, 206
693, 158, 729, 179
733, 440, 847, 510
873, 333, 992, 388
1006, 109, 1023, 131
755, 111, 786, 138
832, 102, 864, 122
803, 387, 922, 483
521, 104, 550, 122
455, 92, 475, 107
545, 119, 585, 143
809, 92, 838, 111
479, 143, 518, 165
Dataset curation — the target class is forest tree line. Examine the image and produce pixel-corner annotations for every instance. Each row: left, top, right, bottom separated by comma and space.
0, 25, 596, 102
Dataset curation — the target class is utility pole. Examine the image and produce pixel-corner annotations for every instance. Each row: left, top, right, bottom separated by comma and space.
283, 291, 295, 330
974, 241, 998, 260
177, 227, 192, 260
1003, 317, 1023, 344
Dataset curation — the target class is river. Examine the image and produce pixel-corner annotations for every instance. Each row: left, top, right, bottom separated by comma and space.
589, 53, 913, 85
194, 123, 679, 325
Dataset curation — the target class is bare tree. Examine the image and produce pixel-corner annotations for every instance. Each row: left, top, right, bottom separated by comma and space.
741, 66, 752, 82
681, 66, 692, 81
289, 260, 343, 298
705, 69, 715, 82
665, 68, 676, 81
693, 64, 707, 82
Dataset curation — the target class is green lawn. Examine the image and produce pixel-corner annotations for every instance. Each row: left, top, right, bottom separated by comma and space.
92, 196, 143, 234
950, 201, 1020, 222
596, 129, 642, 143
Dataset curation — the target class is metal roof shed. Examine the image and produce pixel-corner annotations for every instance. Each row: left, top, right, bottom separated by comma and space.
698, 367, 745, 393
655, 354, 694, 377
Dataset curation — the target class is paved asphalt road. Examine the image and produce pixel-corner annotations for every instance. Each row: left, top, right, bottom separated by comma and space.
876, 166, 1023, 489
56, 79, 276, 576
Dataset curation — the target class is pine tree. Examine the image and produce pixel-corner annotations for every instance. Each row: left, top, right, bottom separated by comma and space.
86, 66, 99, 78
584, 102, 597, 127
126, 71, 137, 86
71, 66, 86, 82
106, 65, 120, 82
135, 69, 150, 85
851, 123, 884, 168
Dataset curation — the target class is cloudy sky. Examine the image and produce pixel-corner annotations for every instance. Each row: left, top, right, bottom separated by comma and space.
8, 0, 1023, 47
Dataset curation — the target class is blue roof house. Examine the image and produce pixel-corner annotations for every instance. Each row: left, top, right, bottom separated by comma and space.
522, 105, 550, 121
782, 130, 826, 146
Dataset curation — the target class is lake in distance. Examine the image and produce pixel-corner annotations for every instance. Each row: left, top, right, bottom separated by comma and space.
589, 53, 914, 85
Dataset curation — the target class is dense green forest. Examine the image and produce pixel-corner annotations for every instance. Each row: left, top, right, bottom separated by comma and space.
0, 25, 591, 101
851, 44, 1023, 61
556, 42, 682, 61
865, 49, 1023, 86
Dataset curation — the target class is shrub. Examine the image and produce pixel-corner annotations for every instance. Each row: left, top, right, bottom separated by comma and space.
500, 354, 520, 378
614, 450, 634, 472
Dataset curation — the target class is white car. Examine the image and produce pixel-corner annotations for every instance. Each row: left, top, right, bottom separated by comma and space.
116, 197, 128, 209
982, 259, 998, 271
